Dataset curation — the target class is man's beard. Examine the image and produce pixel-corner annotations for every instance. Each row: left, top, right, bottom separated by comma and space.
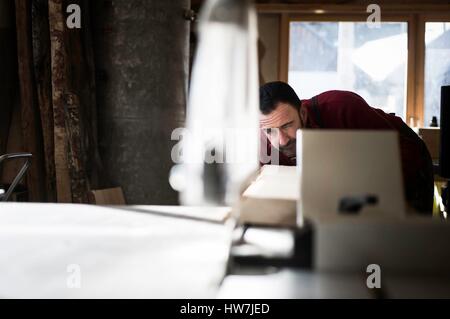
278, 138, 297, 160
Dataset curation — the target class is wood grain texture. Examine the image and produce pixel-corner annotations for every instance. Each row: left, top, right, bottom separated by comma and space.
278, 13, 289, 82
48, 0, 72, 202
62, 0, 102, 193
89, 187, 126, 205
47, 0, 100, 203
64, 93, 89, 203
15, 0, 46, 202
32, 0, 56, 202
0, 5, 16, 160
0, 29, 14, 159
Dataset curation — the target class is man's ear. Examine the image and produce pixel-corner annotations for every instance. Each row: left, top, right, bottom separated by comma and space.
299, 107, 308, 128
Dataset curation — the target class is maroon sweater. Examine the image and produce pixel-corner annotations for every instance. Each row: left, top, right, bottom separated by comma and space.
261, 90, 434, 212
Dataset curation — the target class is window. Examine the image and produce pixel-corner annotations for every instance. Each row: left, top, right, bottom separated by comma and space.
264, 4, 450, 127
424, 22, 450, 126
289, 21, 408, 119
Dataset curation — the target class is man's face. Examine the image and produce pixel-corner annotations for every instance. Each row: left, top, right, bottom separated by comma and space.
260, 102, 302, 161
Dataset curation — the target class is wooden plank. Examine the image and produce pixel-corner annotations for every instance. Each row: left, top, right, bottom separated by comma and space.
48, 0, 72, 202
416, 127, 440, 160
288, 13, 413, 22
31, 0, 56, 202
415, 17, 426, 127
278, 13, 289, 82
0, 27, 15, 159
2, 103, 24, 185
89, 187, 126, 205
15, 0, 46, 202
406, 14, 418, 127
47, 0, 100, 203
65, 93, 89, 203
0, 0, 14, 159
63, 0, 102, 193
80, 0, 103, 190
256, 4, 450, 15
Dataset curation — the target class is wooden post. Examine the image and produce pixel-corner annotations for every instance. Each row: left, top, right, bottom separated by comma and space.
32, 0, 57, 202
278, 13, 290, 82
63, 0, 102, 193
64, 92, 89, 203
48, 0, 72, 202
0, 30, 14, 158
48, 0, 97, 203
15, 0, 46, 202
0, 0, 15, 159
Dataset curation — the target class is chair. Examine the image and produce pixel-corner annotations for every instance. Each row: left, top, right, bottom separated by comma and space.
0, 153, 32, 202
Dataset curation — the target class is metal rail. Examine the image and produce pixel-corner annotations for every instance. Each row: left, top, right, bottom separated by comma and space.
0, 153, 32, 202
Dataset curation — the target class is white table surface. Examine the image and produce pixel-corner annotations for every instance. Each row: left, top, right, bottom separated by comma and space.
0, 203, 232, 298
2, 203, 450, 299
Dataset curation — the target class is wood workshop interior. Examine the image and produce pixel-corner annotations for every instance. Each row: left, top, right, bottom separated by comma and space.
0, 0, 450, 300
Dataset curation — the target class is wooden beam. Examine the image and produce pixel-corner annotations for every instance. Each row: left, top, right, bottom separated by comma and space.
0, 29, 15, 158
47, 0, 98, 203
15, 0, 46, 202
48, 0, 72, 202
278, 13, 289, 82
63, 0, 102, 193
406, 14, 419, 127
32, 0, 57, 202
256, 4, 450, 15
64, 93, 89, 203
80, 0, 102, 190
415, 17, 426, 127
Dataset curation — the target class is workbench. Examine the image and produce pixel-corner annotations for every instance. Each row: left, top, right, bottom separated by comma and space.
1, 203, 450, 299
0, 204, 231, 298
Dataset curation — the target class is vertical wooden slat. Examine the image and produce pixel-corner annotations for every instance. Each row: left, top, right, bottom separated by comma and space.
81, 0, 102, 190
278, 13, 290, 82
415, 16, 426, 127
0, 94, 12, 159
32, 0, 56, 202
0, 32, 14, 158
0, 2, 15, 159
417, 13, 450, 127
15, 0, 46, 202
64, 92, 89, 203
406, 14, 418, 127
63, 0, 102, 193
48, 0, 96, 203
48, 0, 72, 202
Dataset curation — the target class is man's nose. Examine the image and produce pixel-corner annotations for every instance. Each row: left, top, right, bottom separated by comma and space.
279, 130, 290, 147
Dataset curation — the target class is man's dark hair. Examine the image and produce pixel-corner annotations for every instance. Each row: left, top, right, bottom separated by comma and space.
259, 81, 301, 115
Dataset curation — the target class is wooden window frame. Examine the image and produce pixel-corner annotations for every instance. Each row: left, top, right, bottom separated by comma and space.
417, 14, 450, 126
258, 4, 450, 127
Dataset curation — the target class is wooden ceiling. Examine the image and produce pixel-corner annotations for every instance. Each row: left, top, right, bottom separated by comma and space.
192, 0, 450, 5
191, 0, 450, 13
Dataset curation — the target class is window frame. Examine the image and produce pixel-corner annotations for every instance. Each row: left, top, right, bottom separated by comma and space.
417, 14, 450, 126
258, 4, 450, 127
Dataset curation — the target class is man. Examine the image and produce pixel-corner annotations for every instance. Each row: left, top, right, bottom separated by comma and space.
259, 81, 434, 214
